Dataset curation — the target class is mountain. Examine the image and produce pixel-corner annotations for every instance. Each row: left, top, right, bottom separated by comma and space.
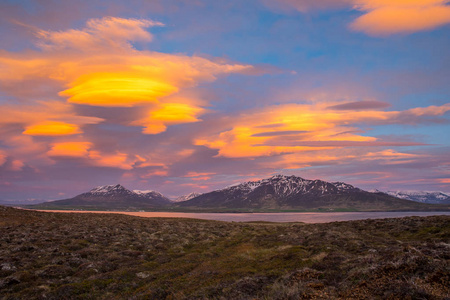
133, 189, 170, 204
31, 184, 171, 210
173, 192, 203, 202
177, 175, 443, 211
27, 177, 449, 212
377, 190, 450, 204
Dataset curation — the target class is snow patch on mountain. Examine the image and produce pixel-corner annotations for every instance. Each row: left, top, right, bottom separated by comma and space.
133, 190, 156, 195
86, 185, 169, 201
174, 192, 202, 202
133, 190, 165, 198
220, 175, 361, 197
332, 182, 356, 191
89, 184, 131, 194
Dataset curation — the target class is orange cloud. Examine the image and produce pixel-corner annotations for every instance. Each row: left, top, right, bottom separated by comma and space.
56, 53, 251, 108
9, 160, 24, 171
0, 134, 53, 170
59, 71, 178, 107
47, 142, 163, 171
195, 103, 379, 158
0, 17, 252, 140
182, 171, 216, 181
363, 149, 420, 160
184, 172, 216, 178
88, 150, 134, 170
350, 1, 450, 36
267, 0, 450, 35
0, 16, 255, 172
142, 169, 169, 178
195, 102, 449, 160
0, 101, 103, 133
47, 142, 92, 157
133, 102, 205, 134
23, 121, 81, 136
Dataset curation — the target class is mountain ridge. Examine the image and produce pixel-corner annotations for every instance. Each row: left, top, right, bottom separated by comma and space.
32, 184, 171, 210
375, 190, 450, 204
176, 175, 447, 211
28, 176, 450, 211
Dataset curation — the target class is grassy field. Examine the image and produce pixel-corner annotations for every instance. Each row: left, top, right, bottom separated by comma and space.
1, 206, 449, 299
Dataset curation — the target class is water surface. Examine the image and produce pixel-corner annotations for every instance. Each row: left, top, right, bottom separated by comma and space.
37, 210, 450, 223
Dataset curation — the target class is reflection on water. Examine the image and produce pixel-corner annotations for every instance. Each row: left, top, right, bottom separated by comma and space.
37, 210, 450, 223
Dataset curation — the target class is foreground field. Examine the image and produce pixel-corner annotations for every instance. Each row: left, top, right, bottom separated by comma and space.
0, 206, 449, 299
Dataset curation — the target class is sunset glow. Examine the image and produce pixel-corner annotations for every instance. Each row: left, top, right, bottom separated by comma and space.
0, 0, 449, 202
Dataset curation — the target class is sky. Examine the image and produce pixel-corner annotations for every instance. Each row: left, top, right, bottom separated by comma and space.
0, 0, 449, 203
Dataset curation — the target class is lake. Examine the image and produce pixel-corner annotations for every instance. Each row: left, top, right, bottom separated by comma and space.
37, 210, 450, 223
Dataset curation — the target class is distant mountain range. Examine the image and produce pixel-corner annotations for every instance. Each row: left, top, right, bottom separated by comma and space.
375, 190, 450, 204
175, 175, 443, 211
32, 184, 171, 210
28, 175, 450, 212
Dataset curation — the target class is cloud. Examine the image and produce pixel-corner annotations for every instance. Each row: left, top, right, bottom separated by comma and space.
59, 71, 178, 107
142, 169, 169, 177
47, 142, 92, 157
87, 150, 134, 170
131, 102, 205, 134
0, 16, 252, 109
0, 101, 103, 142
182, 171, 216, 181
259, 140, 427, 147
251, 130, 308, 137
266, 0, 450, 36
35, 17, 164, 52
47, 141, 165, 171
0, 151, 6, 166
327, 100, 391, 110
350, 1, 450, 36
0, 16, 254, 174
363, 149, 420, 160
195, 102, 449, 158
262, 0, 351, 12
9, 160, 24, 171
23, 121, 82, 136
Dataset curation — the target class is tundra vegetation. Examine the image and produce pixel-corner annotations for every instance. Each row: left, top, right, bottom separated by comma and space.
0, 206, 449, 299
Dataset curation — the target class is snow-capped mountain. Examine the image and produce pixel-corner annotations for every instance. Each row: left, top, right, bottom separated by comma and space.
377, 190, 450, 204
221, 175, 362, 196
177, 175, 428, 210
30, 177, 446, 211
35, 184, 171, 209
173, 192, 203, 202
133, 189, 167, 200
89, 184, 136, 196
